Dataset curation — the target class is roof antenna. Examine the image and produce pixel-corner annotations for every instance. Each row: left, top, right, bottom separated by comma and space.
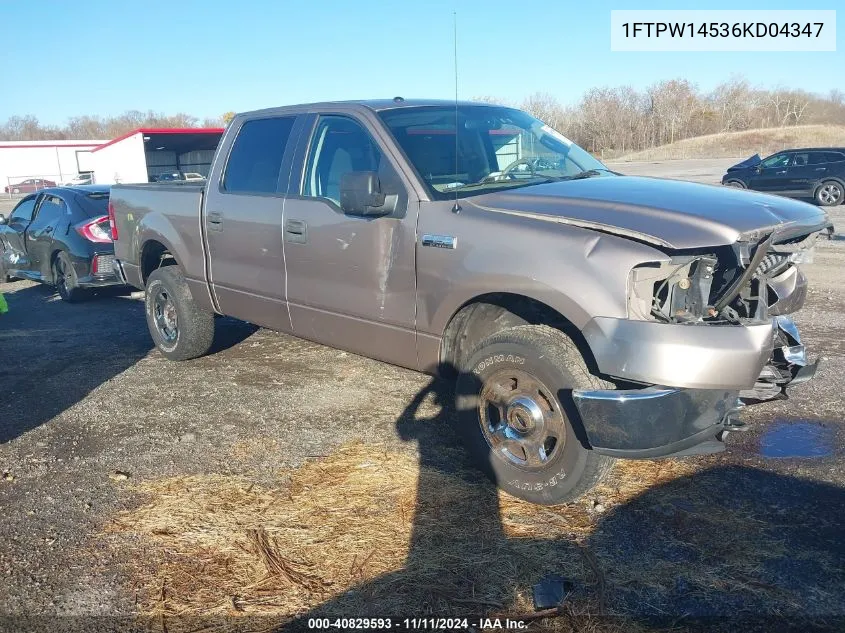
452, 10, 461, 214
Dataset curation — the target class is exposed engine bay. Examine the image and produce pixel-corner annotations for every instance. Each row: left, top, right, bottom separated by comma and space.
629, 229, 822, 324
625, 227, 828, 404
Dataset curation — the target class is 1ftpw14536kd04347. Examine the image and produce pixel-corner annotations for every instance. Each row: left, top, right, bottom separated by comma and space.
107, 99, 831, 505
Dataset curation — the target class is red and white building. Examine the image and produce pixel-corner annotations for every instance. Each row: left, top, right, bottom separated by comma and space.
90, 128, 224, 184
0, 139, 106, 190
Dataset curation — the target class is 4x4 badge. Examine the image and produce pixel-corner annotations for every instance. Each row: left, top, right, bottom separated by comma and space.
421, 234, 457, 249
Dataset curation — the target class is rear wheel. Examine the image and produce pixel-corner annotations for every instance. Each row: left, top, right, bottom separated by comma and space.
456, 324, 615, 505
145, 266, 214, 360
53, 252, 84, 302
815, 181, 843, 207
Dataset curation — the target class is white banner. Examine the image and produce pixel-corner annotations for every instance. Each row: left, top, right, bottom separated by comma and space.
611, 10, 837, 52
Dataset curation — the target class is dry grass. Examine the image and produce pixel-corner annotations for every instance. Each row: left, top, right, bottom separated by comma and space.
105, 444, 699, 630
104, 443, 827, 631
613, 125, 845, 161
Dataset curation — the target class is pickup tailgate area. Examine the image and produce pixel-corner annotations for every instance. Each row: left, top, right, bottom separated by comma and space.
110, 183, 206, 292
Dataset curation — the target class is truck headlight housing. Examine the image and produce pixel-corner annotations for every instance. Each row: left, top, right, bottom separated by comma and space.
629, 255, 718, 322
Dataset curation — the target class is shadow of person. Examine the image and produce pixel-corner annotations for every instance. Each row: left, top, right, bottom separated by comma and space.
277, 367, 520, 630
274, 367, 845, 633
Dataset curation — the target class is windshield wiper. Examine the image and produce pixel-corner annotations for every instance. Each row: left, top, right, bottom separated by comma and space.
558, 169, 605, 181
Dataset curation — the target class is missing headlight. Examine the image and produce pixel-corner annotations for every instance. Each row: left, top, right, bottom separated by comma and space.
629, 255, 717, 322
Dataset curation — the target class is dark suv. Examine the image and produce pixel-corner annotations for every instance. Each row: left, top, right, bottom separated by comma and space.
722, 148, 845, 206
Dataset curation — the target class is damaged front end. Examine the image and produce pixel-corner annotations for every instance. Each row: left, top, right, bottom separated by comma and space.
574, 224, 828, 459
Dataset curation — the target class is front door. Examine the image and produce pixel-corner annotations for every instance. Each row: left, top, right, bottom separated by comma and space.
0, 196, 38, 277
282, 114, 418, 368
26, 194, 66, 279
202, 114, 302, 332
749, 152, 793, 193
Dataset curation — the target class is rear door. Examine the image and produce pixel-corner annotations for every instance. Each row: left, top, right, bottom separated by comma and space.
0, 196, 38, 276
202, 113, 304, 332
785, 152, 829, 195
749, 152, 793, 193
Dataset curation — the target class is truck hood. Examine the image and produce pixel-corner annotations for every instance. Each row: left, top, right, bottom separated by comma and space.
468, 175, 830, 250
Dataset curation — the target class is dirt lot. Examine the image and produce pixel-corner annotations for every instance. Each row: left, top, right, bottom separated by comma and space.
1, 169, 844, 631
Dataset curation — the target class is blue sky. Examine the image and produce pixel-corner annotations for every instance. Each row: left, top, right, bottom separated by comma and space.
1, 0, 841, 124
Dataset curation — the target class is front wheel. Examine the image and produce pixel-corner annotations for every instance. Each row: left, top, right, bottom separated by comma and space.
145, 266, 214, 360
815, 181, 843, 207
724, 180, 745, 189
456, 325, 615, 505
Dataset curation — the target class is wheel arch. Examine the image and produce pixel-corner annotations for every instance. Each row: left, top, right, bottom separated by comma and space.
438, 291, 601, 378
140, 238, 180, 285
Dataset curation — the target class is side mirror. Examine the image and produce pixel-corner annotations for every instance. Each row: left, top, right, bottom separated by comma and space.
0, 213, 7, 226
340, 171, 391, 216
754, 165, 763, 173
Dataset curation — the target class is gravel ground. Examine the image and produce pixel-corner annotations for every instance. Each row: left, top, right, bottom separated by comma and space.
1, 167, 844, 629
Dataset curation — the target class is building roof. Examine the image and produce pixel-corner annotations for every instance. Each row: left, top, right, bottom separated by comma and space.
91, 128, 225, 153
0, 140, 106, 150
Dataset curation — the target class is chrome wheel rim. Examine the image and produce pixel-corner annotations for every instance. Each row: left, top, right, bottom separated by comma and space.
819, 184, 842, 205
478, 369, 566, 470
152, 287, 178, 343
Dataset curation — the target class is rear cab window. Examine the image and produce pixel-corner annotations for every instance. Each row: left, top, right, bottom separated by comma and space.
222, 117, 297, 194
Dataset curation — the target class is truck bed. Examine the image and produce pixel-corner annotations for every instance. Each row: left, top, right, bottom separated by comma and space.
109, 182, 207, 291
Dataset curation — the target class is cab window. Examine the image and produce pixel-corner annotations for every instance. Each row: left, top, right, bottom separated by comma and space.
761, 153, 791, 169
34, 195, 67, 223
222, 116, 297, 194
302, 116, 382, 205
9, 197, 37, 223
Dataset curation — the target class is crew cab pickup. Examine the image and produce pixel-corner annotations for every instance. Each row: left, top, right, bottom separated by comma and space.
110, 99, 831, 505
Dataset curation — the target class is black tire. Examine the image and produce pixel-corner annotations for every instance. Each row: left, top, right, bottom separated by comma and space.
145, 266, 214, 361
815, 180, 843, 207
53, 251, 84, 302
724, 180, 746, 189
456, 324, 615, 505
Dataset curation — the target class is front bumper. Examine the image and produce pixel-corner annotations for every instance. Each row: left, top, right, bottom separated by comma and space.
583, 317, 775, 390
574, 316, 817, 458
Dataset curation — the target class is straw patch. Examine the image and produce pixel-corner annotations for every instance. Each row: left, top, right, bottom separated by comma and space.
106, 443, 798, 630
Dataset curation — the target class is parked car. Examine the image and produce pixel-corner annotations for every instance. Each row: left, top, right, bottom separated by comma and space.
110, 100, 829, 505
0, 185, 123, 301
4, 178, 57, 194
151, 171, 206, 183
722, 148, 845, 206
63, 173, 94, 186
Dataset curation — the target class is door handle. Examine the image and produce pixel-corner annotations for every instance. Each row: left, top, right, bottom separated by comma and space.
815, 167, 827, 171
775, 170, 787, 174
284, 219, 307, 244
207, 212, 223, 232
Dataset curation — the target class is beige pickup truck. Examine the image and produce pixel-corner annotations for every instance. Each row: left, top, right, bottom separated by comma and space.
109, 99, 830, 505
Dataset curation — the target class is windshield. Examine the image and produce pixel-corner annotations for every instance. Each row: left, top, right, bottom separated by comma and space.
378, 105, 611, 199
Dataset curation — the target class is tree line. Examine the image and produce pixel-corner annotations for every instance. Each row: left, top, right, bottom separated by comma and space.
2, 76, 844, 156
484, 77, 845, 155
0, 110, 236, 142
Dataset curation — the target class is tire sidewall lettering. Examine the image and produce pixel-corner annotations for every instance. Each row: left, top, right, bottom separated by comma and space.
473, 353, 525, 376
